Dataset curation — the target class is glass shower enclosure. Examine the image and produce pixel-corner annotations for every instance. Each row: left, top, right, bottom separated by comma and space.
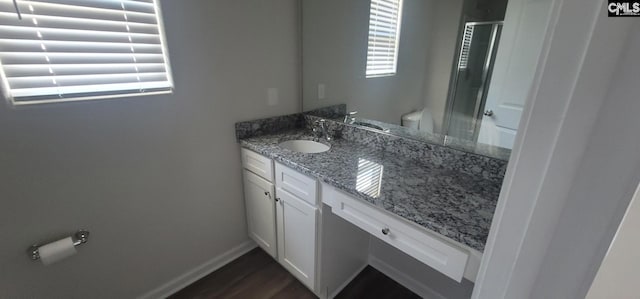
444, 21, 503, 142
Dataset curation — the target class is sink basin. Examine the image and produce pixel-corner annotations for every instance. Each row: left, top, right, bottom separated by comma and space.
278, 140, 330, 153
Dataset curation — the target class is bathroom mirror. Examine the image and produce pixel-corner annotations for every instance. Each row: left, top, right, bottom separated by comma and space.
302, 0, 553, 158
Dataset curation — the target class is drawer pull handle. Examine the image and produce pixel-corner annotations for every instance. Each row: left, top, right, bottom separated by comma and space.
382, 228, 390, 235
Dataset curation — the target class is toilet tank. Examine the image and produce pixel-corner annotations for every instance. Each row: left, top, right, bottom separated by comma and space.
401, 109, 434, 133
402, 110, 422, 130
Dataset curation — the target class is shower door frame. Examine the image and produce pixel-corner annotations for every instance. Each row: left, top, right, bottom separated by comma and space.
441, 20, 504, 141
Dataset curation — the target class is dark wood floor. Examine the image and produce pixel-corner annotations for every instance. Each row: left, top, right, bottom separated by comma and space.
169, 248, 420, 299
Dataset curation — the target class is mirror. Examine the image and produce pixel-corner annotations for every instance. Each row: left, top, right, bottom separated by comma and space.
302, 0, 553, 159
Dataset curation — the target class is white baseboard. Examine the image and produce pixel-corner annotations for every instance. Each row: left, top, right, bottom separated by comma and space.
328, 263, 368, 299
368, 255, 446, 299
137, 240, 257, 299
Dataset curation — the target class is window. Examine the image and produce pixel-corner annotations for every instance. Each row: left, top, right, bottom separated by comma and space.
365, 0, 403, 78
0, 0, 173, 105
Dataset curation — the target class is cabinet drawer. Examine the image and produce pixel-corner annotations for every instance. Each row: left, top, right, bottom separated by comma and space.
324, 185, 469, 282
275, 162, 317, 206
241, 148, 274, 182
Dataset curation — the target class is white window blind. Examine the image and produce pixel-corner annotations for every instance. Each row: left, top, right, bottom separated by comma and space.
365, 0, 403, 78
458, 24, 474, 69
356, 158, 383, 198
0, 0, 173, 105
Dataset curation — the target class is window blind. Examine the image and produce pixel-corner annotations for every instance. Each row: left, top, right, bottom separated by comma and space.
365, 0, 403, 78
356, 158, 383, 198
0, 0, 173, 105
458, 24, 474, 69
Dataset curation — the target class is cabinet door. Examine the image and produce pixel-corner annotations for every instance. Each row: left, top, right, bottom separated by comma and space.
243, 170, 277, 258
276, 187, 317, 290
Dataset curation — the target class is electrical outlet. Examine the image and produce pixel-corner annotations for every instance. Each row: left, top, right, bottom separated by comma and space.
318, 84, 325, 100
267, 88, 279, 106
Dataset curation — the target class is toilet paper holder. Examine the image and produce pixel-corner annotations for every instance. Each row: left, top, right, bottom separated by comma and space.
28, 230, 90, 261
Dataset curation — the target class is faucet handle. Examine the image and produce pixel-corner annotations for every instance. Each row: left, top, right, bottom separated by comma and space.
314, 119, 327, 127
312, 119, 324, 137
344, 111, 358, 124
312, 119, 332, 141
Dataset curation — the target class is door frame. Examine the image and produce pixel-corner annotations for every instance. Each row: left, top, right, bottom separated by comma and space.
472, 0, 636, 298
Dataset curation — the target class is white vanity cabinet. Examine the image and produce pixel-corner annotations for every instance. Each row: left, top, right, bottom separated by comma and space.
322, 183, 481, 283
241, 148, 318, 291
242, 170, 277, 258
275, 186, 317, 289
323, 184, 469, 282
241, 147, 481, 297
241, 148, 274, 181
274, 162, 318, 290
241, 149, 277, 258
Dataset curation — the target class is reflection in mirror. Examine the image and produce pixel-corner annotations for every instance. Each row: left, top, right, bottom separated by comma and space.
303, 0, 554, 155
445, 21, 502, 143
356, 158, 384, 198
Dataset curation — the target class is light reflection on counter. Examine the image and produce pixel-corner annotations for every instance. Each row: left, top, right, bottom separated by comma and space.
356, 158, 384, 198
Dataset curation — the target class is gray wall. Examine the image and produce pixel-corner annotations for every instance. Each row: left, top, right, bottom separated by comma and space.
421, 0, 464, 133
0, 0, 299, 298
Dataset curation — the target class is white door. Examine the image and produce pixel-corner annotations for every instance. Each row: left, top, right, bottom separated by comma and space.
243, 170, 277, 258
276, 187, 317, 290
477, 0, 554, 149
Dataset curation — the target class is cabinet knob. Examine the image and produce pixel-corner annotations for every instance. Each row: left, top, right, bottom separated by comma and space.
275, 198, 280, 202
264, 191, 270, 198
382, 228, 390, 235
484, 110, 494, 117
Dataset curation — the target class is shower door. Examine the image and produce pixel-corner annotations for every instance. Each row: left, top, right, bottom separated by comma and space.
444, 22, 502, 142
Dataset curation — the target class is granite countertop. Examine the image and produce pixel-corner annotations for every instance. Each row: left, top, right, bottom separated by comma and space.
239, 130, 501, 252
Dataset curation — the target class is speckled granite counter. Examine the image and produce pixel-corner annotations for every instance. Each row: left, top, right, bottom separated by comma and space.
239, 130, 501, 252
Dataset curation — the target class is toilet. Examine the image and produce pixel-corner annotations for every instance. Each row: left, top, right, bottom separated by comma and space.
401, 109, 434, 134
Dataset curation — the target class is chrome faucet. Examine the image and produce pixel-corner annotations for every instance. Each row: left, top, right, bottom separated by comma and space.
312, 119, 332, 142
344, 111, 358, 124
